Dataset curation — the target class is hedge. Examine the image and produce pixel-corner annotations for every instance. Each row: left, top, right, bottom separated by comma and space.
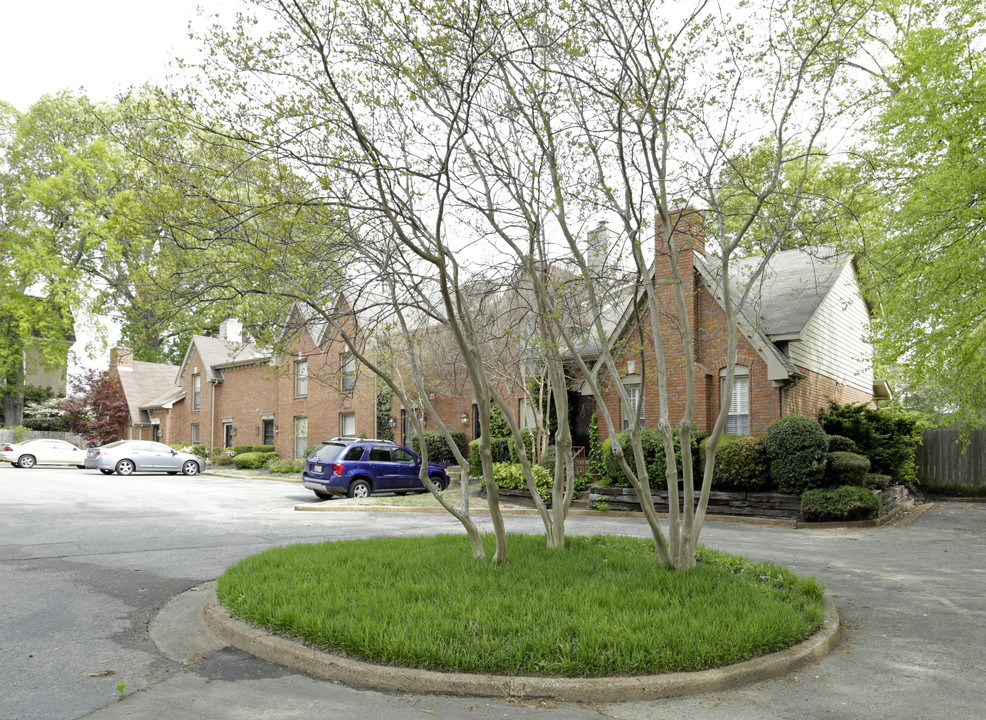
468, 437, 512, 475
233, 452, 280, 469
602, 428, 706, 489
480, 462, 552, 502
232, 445, 255, 455
800, 485, 881, 522
254, 445, 276, 453
707, 434, 771, 492
410, 430, 467, 466
765, 415, 829, 495
825, 451, 870, 487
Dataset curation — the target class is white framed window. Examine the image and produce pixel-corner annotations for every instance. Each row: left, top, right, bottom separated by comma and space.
519, 398, 537, 429
295, 360, 308, 397
622, 384, 644, 430
340, 411, 356, 436
294, 416, 308, 458
341, 353, 356, 392
192, 374, 201, 410
721, 366, 750, 436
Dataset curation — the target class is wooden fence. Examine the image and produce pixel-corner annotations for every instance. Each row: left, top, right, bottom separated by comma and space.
917, 428, 986, 489
0, 429, 88, 449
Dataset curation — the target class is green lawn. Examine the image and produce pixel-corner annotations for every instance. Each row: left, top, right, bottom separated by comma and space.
217, 533, 824, 677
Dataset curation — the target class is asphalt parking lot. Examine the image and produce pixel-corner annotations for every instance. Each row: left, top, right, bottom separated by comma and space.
1, 465, 984, 719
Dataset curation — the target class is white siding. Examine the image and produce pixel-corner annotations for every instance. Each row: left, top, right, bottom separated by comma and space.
787, 262, 873, 394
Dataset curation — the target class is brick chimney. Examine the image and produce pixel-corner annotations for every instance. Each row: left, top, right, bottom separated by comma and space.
110, 347, 134, 370
654, 207, 705, 337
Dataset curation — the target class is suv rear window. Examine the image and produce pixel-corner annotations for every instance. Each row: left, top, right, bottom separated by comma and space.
313, 443, 347, 462
343, 446, 365, 461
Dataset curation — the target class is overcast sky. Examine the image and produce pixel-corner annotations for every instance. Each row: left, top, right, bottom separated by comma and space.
0, 0, 219, 111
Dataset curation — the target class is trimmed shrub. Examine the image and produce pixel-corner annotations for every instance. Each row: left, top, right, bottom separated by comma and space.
233, 452, 280, 470
189, 444, 207, 458
603, 428, 707, 489
468, 437, 512, 475
410, 430, 467, 466
817, 401, 922, 486
765, 415, 829, 495
801, 485, 881, 522
825, 451, 870, 487
708, 435, 771, 492
480, 462, 552, 502
232, 445, 255, 455
825, 435, 859, 453
866, 473, 892, 489
254, 445, 276, 453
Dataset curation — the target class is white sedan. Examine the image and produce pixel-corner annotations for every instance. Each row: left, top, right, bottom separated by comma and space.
2, 439, 88, 469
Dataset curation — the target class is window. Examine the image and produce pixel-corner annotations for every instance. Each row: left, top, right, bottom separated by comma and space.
721, 366, 750, 436
262, 419, 274, 446
341, 353, 356, 392
223, 423, 234, 448
152, 424, 162, 442
295, 360, 308, 397
192, 374, 201, 410
191, 423, 200, 444
519, 398, 537, 429
369, 447, 391, 462
340, 411, 356, 436
622, 385, 644, 430
294, 416, 308, 458
343, 446, 365, 461
393, 448, 415, 463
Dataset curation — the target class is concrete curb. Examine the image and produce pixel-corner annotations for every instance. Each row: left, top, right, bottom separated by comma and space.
202, 589, 840, 702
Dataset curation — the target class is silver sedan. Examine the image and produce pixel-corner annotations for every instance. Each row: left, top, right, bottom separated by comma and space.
85, 441, 206, 476
2, 439, 88, 468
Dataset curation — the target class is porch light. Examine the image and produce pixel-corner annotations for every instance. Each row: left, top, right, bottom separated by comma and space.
460, 412, 469, 425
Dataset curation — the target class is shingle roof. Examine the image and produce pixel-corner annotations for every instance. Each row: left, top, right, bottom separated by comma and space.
186, 335, 269, 381
116, 360, 180, 425
726, 246, 849, 339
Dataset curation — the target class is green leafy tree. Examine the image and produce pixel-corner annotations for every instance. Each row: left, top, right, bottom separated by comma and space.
859, 0, 986, 426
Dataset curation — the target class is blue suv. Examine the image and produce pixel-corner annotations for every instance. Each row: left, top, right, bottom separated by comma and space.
302, 437, 450, 500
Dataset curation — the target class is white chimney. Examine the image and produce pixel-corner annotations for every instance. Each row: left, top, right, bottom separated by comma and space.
219, 319, 243, 343
587, 221, 609, 276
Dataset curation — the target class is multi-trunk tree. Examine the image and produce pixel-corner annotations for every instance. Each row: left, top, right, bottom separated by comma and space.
174, 0, 870, 566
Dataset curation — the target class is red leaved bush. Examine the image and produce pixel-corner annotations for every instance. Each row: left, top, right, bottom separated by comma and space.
60, 369, 129, 446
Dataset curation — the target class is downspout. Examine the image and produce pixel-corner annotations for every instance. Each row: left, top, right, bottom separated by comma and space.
210, 380, 217, 452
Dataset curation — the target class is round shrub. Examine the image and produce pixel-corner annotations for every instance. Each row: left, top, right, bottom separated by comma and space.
825, 451, 870, 487
825, 435, 858, 453
817, 401, 922, 486
765, 415, 829, 495
800, 485, 880, 522
709, 435, 771, 492
866, 473, 892, 489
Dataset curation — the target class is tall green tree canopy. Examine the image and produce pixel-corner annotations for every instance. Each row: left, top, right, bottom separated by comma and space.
859, 0, 986, 426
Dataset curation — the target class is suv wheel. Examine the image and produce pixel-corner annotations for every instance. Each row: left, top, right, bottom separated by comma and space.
348, 479, 371, 498
429, 475, 447, 492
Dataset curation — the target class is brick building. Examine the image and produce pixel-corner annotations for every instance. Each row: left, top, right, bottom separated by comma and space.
588, 209, 889, 442
114, 309, 374, 458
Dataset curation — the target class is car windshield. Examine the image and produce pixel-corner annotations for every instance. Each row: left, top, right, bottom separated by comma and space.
312, 443, 347, 462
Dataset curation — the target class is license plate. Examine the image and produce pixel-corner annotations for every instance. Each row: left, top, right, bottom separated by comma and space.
314, 465, 322, 473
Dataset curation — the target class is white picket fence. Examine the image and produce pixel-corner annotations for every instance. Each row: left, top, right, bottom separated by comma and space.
0, 429, 88, 449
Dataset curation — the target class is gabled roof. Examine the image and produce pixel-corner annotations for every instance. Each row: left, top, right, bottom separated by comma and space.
115, 360, 180, 425
177, 334, 269, 383
726, 246, 849, 341
593, 245, 854, 384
